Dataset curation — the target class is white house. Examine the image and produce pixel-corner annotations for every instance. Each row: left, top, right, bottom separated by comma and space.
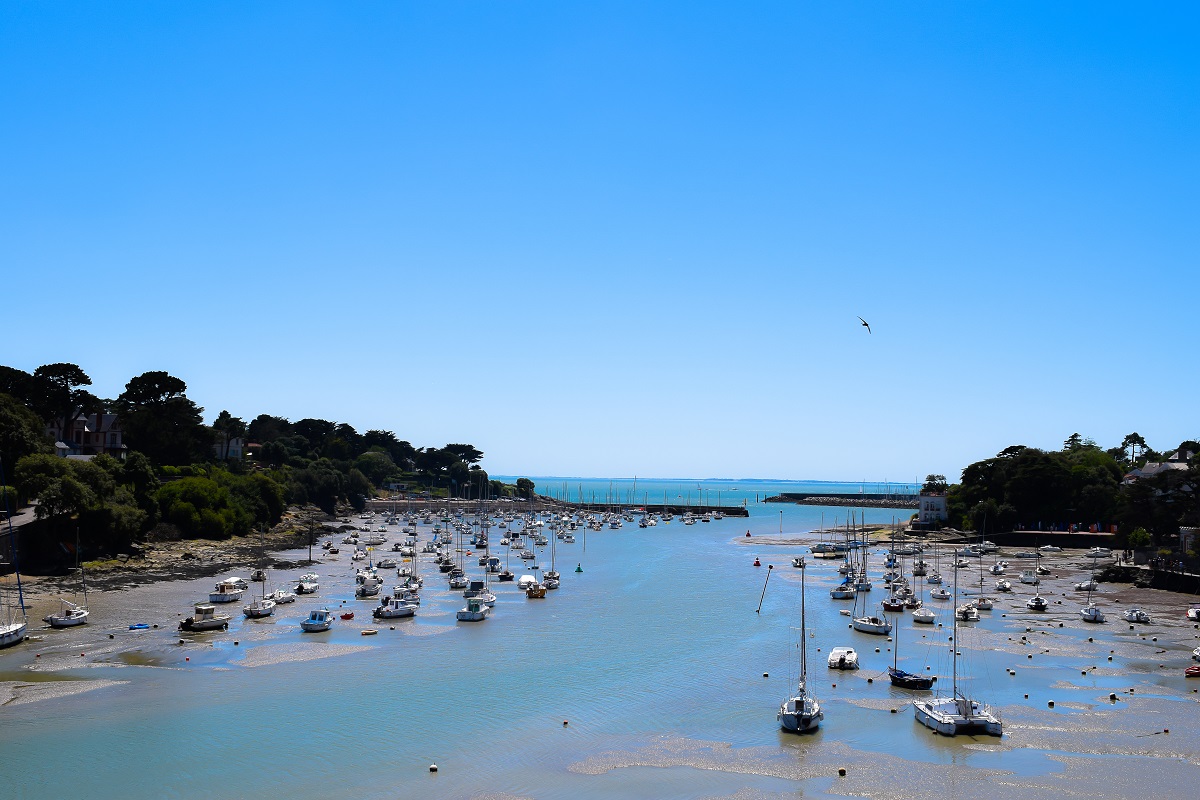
917, 492, 948, 525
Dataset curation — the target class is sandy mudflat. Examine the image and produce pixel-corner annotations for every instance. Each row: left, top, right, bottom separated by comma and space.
0, 677, 127, 706
231, 641, 374, 668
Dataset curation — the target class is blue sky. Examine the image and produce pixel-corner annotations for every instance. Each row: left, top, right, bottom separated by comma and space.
3, 2, 1197, 481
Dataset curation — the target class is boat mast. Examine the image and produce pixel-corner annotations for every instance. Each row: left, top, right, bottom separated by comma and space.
799, 556, 808, 685
952, 560, 959, 698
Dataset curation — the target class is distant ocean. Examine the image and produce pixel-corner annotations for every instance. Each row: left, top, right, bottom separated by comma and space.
492, 476, 920, 507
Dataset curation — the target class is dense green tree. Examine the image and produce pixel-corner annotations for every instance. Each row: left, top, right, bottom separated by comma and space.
444, 443, 484, 464
29, 363, 103, 438
247, 414, 290, 443
516, 477, 535, 499
116, 371, 211, 465
1121, 432, 1148, 465
0, 366, 35, 403
0, 392, 53, 489
921, 474, 948, 493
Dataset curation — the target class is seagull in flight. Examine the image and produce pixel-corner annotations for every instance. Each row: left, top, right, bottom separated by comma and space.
857, 316, 871, 334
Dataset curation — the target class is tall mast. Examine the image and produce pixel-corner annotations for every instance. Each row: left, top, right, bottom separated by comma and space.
799, 557, 807, 682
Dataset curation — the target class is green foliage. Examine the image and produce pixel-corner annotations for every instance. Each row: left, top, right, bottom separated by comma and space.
516, 477, 535, 499
116, 371, 211, 465
922, 474, 948, 493
1127, 527, 1152, 548
0, 392, 53, 486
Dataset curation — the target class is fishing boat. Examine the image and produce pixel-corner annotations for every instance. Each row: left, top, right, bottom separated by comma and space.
209, 580, 245, 603
300, 608, 334, 632
456, 596, 490, 622
179, 603, 231, 632
955, 604, 980, 622
913, 565, 1002, 736
827, 646, 859, 670
526, 581, 548, 599
373, 596, 417, 619
778, 557, 823, 732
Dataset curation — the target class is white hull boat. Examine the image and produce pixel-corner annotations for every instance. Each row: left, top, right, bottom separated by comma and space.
912, 607, 936, 624
914, 696, 1002, 736
852, 615, 892, 635
179, 604, 231, 632
827, 646, 859, 670
300, 608, 334, 632
243, 597, 276, 618
1080, 603, 1105, 623
44, 599, 89, 628
1122, 608, 1150, 624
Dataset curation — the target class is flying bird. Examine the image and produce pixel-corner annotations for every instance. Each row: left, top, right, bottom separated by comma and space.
857, 316, 871, 334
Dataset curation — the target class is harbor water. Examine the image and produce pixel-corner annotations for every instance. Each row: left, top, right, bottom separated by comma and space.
1, 485, 1197, 799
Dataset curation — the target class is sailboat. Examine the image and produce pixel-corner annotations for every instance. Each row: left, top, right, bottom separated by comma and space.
1, 475, 29, 647
1079, 553, 1106, 623
244, 526, 277, 618
44, 529, 90, 628
778, 557, 823, 732
913, 562, 1002, 736
889, 601, 935, 689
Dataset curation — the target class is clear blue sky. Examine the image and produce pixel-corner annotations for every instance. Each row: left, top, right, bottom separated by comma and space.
3, 2, 1197, 482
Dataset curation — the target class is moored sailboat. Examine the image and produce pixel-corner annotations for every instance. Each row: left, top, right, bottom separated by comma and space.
913, 564, 1002, 736
778, 556, 822, 732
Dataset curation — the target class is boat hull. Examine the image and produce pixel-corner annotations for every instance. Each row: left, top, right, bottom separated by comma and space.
0, 621, 28, 648
913, 697, 1002, 736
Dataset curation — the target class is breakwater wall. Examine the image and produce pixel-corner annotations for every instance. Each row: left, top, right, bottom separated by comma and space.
560, 502, 750, 518
766, 492, 918, 509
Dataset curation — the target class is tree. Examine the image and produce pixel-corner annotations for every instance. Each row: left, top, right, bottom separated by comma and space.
1121, 432, 1148, 465
516, 477, 535, 499
1127, 527, 1152, 548
921, 474, 948, 493
0, 392, 53, 489
443, 443, 484, 464
247, 414, 291, 443
0, 366, 35, 403
30, 363, 102, 439
116, 371, 211, 465
212, 410, 247, 460
1063, 433, 1084, 452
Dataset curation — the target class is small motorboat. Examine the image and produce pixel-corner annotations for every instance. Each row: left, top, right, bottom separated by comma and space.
340, 611, 355, 620
827, 646, 859, 670
1074, 579, 1098, 592
995, 579, 1013, 592
955, 604, 980, 622
1185, 665, 1200, 678
1122, 608, 1150, 624
373, 596, 417, 619
526, 582, 548, 599
179, 603, 231, 632
930, 587, 951, 600
300, 608, 335, 632
208, 580, 245, 603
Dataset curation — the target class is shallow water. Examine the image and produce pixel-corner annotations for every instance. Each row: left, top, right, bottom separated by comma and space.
1, 499, 1197, 798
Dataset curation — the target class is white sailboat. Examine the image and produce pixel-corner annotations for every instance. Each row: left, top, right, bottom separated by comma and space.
778, 556, 822, 732
44, 530, 90, 627
913, 563, 1002, 736
1079, 554, 1105, 623
0, 468, 28, 648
